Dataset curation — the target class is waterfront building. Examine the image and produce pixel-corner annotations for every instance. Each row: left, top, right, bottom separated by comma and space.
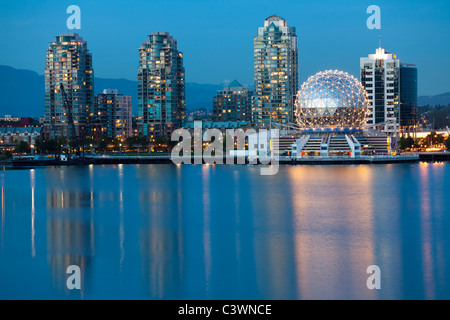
253, 15, 298, 127
295, 70, 369, 130
43, 33, 94, 140
212, 80, 253, 122
93, 89, 132, 140
360, 47, 418, 135
289, 70, 391, 158
137, 32, 185, 138
0, 127, 42, 147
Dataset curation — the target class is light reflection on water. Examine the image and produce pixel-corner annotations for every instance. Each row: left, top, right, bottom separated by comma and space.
0, 163, 449, 299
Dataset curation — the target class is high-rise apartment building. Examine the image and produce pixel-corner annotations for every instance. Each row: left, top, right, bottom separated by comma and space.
137, 32, 185, 138
213, 80, 253, 122
253, 15, 298, 127
93, 89, 132, 140
43, 33, 94, 140
360, 47, 417, 135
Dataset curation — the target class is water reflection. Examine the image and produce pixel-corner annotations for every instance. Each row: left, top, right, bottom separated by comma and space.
287, 166, 377, 299
0, 163, 449, 299
202, 166, 212, 295
1, 186, 4, 250
138, 165, 184, 299
46, 190, 94, 208
46, 211, 94, 296
247, 168, 298, 299
46, 168, 95, 297
31, 170, 36, 257
118, 164, 125, 272
416, 163, 449, 299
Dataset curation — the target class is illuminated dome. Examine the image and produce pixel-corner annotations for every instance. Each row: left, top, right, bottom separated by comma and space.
295, 70, 369, 129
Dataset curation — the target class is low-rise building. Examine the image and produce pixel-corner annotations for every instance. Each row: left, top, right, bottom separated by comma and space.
0, 116, 39, 128
0, 127, 42, 146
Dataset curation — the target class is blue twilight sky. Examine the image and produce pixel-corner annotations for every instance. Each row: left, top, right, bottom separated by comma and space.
0, 0, 449, 95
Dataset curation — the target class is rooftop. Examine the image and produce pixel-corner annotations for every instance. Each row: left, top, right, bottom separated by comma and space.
264, 15, 287, 27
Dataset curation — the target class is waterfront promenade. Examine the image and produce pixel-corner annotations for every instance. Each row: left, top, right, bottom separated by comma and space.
11, 153, 423, 166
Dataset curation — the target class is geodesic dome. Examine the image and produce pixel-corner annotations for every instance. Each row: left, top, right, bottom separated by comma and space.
295, 70, 369, 129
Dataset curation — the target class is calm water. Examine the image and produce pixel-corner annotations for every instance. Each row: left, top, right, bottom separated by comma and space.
0, 162, 449, 300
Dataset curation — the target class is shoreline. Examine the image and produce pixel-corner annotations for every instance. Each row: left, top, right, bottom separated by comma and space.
6, 152, 450, 168
7, 154, 439, 167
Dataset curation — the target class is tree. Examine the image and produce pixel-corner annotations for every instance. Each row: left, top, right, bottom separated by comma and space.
34, 139, 59, 153
111, 138, 122, 152
97, 134, 110, 152
152, 136, 169, 152
445, 136, 450, 150
398, 137, 407, 150
34, 138, 43, 153
15, 140, 31, 153
398, 136, 414, 150
83, 137, 94, 151
139, 136, 150, 152
406, 137, 415, 149
125, 136, 139, 150
427, 131, 445, 146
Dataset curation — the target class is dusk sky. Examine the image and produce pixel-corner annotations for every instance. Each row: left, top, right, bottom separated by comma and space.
1, 0, 449, 95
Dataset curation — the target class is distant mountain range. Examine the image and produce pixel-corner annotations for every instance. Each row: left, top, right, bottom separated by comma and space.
417, 92, 450, 107
0, 65, 448, 117
0, 65, 224, 117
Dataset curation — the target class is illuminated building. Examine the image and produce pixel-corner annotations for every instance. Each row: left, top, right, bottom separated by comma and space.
253, 15, 298, 127
213, 80, 253, 122
295, 70, 369, 129
93, 89, 132, 140
360, 47, 418, 135
43, 33, 94, 140
0, 116, 38, 128
289, 70, 390, 158
137, 32, 185, 138
0, 127, 42, 147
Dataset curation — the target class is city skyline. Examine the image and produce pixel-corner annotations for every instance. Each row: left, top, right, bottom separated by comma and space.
1, 0, 449, 96
2, 1, 450, 304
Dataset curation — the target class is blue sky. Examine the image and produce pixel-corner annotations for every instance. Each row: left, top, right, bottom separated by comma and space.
1, 0, 449, 95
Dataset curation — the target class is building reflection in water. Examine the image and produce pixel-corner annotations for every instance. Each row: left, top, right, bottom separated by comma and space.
369, 163, 448, 299
1, 184, 4, 250
118, 164, 125, 273
287, 166, 377, 299
33, 163, 450, 299
45, 167, 95, 297
204, 166, 213, 284
138, 165, 184, 299
246, 168, 299, 299
30, 169, 36, 257
181, 165, 301, 299
416, 162, 447, 299
419, 163, 435, 299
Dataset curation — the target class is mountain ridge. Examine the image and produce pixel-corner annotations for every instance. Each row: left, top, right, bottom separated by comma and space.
0, 65, 225, 117
0, 65, 448, 117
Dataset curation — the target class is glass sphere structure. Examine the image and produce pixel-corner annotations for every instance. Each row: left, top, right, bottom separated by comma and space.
295, 70, 369, 129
